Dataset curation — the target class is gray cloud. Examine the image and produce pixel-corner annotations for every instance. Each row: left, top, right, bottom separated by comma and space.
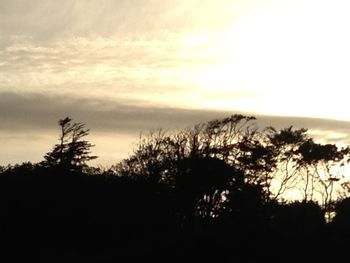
2, 91, 350, 166
1, 91, 350, 140
256, 115, 350, 144
0, 91, 226, 133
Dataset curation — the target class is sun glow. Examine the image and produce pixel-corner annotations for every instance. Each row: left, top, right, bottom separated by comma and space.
186, 0, 350, 121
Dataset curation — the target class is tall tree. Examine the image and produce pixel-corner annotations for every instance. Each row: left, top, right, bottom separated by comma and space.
43, 117, 97, 173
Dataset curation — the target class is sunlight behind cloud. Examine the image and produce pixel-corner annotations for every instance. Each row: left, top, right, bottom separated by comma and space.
2, 0, 350, 121
189, 0, 350, 121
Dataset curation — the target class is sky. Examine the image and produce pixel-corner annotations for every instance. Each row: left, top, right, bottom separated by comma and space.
1, 0, 350, 166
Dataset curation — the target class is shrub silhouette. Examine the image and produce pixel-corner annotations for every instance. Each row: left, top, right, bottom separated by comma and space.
1, 114, 350, 261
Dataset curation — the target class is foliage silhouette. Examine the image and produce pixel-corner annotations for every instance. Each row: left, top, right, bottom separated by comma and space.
43, 117, 97, 173
1, 114, 350, 261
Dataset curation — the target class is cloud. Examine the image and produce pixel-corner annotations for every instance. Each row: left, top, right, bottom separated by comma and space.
1, 91, 350, 166
0, 91, 232, 165
2, 91, 350, 139
0, 0, 239, 45
0, 91, 227, 133
0, 34, 220, 109
256, 115, 350, 145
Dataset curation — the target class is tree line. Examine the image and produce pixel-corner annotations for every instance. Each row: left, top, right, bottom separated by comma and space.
1, 115, 350, 261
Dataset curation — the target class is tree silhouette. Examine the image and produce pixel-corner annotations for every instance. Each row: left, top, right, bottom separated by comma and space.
296, 139, 350, 220
265, 126, 309, 200
43, 117, 97, 173
2, 114, 350, 260
174, 157, 242, 219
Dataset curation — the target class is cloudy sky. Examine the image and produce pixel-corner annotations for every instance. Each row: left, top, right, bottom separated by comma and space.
1, 0, 350, 166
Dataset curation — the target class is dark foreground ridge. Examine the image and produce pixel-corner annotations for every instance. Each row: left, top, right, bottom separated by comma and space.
1, 115, 350, 262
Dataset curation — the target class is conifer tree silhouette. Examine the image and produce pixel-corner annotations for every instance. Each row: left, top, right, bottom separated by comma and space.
43, 117, 97, 173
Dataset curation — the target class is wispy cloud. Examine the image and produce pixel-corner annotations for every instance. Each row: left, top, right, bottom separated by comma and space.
0, 0, 241, 43
0, 33, 226, 109
0, 0, 252, 110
